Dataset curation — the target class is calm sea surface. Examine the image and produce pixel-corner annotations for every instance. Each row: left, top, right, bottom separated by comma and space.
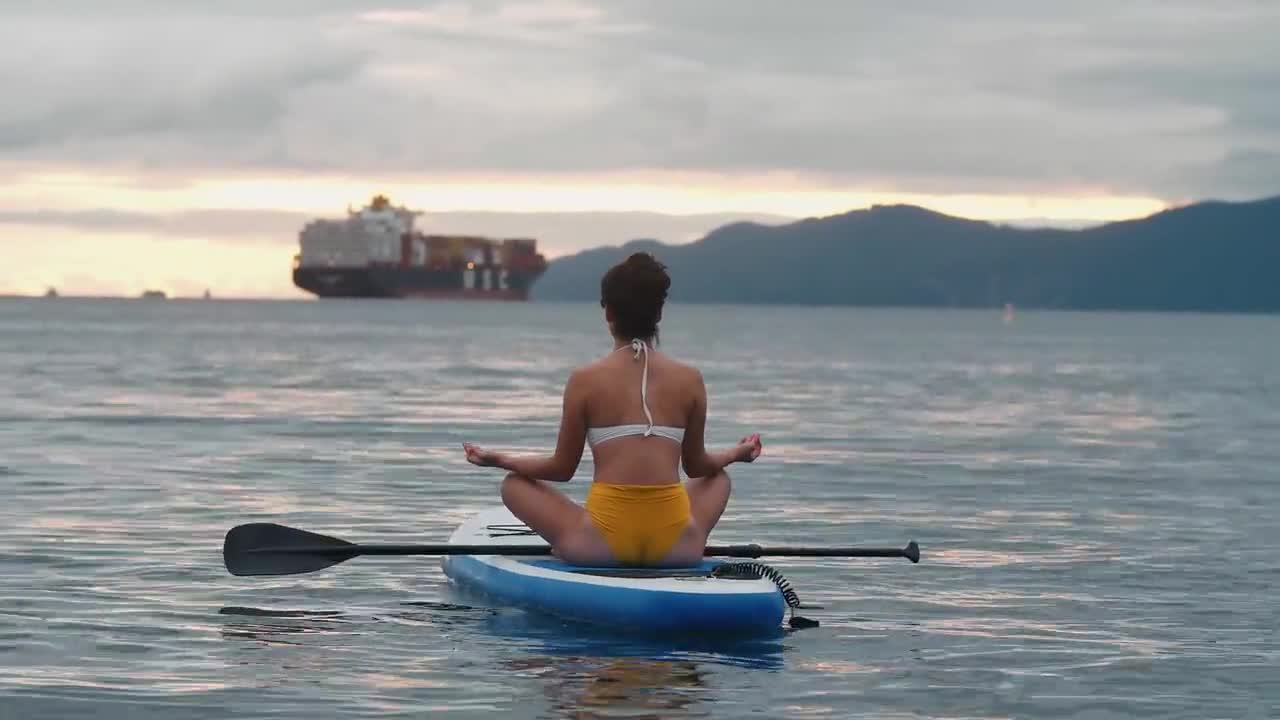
1, 298, 1277, 719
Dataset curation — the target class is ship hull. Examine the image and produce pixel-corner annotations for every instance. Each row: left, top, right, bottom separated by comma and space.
293, 266, 540, 300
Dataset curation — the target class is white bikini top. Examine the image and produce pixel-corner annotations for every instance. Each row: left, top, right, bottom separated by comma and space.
586, 339, 686, 447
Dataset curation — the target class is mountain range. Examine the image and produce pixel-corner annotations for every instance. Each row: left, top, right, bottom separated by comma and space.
532, 195, 1280, 312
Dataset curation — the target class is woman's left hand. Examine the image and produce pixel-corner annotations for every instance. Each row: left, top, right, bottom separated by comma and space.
734, 433, 763, 463
463, 442, 504, 468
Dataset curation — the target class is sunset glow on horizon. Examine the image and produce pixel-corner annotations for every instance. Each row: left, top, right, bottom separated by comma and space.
1, 168, 1173, 299
8, 168, 1171, 221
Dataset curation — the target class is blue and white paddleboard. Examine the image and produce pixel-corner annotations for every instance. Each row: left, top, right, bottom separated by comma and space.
441, 506, 787, 635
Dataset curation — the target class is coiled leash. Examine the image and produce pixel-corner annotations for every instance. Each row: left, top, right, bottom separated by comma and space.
712, 561, 821, 629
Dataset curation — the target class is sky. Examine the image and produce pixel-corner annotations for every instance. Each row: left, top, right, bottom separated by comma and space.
2, 1, 1278, 298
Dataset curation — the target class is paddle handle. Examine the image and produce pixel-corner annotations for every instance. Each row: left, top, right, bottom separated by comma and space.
709, 541, 920, 562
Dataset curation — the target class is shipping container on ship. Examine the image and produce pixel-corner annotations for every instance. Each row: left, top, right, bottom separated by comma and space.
291, 195, 548, 300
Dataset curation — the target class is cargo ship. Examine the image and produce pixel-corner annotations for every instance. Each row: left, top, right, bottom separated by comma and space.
292, 195, 547, 300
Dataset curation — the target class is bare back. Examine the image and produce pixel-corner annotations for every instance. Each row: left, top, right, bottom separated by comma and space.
578, 346, 703, 486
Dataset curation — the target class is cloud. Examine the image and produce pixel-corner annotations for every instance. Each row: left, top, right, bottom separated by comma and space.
0, 208, 310, 241
0, 0, 1277, 199
1162, 149, 1280, 200
0, 11, 371, 172
0, 206, 793, 256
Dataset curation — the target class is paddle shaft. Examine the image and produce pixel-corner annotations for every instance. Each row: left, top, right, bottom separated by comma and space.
249, 541, 920, 560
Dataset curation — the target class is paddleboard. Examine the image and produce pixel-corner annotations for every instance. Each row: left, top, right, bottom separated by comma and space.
441, 506, 788, 635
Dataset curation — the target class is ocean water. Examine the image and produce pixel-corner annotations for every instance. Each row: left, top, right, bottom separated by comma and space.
1, 298, 1277, 719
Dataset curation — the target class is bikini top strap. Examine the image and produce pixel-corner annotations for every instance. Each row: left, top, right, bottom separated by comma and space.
629, 339, 655, 436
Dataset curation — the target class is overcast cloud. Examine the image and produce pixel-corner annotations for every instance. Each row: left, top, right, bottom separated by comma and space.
2, 0, 1278, 200
0, 207, 789, 256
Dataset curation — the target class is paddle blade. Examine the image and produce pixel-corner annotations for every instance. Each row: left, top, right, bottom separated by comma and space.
223, 523, 358, 577
904, 541, 920, 564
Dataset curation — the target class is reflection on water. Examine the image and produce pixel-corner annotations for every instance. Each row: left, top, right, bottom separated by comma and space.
218, 600, 785, 718
218, 602, 505, 645
472, 604, 785, 718
218, 606, 353, 645
524, 657, 709, 720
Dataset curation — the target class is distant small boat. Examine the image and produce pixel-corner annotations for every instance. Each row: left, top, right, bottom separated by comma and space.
43, 287, 58, 298
141, 290, 167, 300
203, 289, 212, 300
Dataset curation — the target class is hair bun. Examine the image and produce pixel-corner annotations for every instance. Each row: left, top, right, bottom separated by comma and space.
600, 252, 671, 342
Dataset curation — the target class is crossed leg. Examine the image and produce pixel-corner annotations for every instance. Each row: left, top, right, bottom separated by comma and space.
499, 473, 614, 565
661, 469, 732, 565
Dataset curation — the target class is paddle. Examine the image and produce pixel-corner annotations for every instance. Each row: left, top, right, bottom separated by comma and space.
224, 522, 921, 577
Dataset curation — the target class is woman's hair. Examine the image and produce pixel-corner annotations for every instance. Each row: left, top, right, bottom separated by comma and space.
600, 252, 670, 343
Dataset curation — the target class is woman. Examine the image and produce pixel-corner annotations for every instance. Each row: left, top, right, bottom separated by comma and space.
462, 252, 762, 567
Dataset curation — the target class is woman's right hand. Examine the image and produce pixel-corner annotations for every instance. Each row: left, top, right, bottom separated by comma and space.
463, 442, 505, 469
734, 433, 763, 463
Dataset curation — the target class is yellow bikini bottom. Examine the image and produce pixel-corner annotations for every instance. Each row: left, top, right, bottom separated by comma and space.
585, 482, 691, 566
